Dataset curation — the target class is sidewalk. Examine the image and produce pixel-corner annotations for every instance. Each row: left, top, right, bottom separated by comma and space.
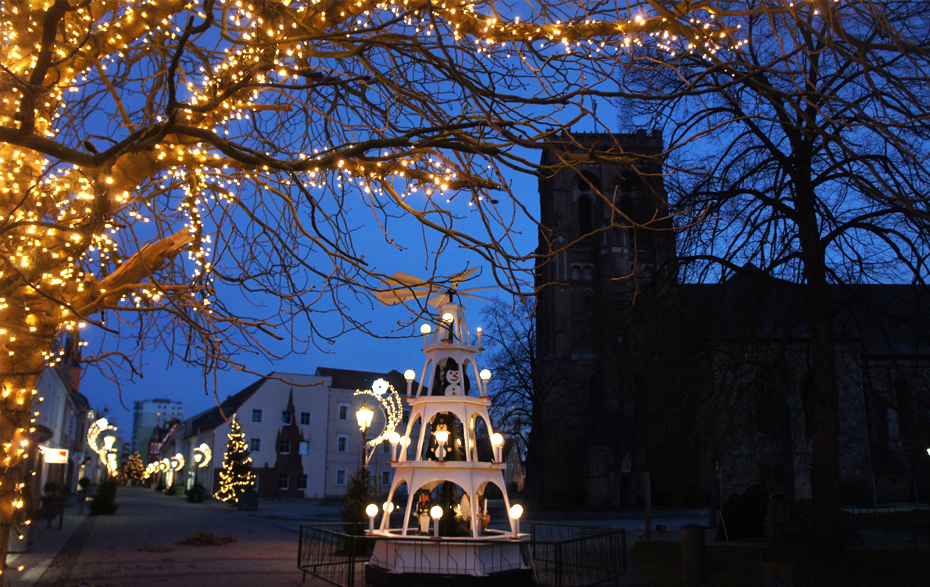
6, 487, 315, 587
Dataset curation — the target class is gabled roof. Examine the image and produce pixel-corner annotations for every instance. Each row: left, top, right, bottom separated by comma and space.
186, 375, 268, 435
315, 367, 424, 393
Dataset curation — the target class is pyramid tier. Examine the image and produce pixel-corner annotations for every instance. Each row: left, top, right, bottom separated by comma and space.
383, 461, 512, 539
401, 396, 495, 465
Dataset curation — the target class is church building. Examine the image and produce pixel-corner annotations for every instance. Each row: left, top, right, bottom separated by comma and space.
533, 131, 930, 510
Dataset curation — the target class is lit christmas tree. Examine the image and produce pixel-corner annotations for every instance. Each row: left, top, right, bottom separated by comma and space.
215, 416, 256, 503
124, 451, 144, 483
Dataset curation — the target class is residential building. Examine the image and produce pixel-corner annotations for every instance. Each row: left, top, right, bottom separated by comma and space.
157, 368, 423, 499
315, 368, 417, 497
132, 398, 184, 463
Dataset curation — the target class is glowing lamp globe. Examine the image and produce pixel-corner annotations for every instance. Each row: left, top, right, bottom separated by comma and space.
404, 369, 416, 381
420, 324, 432, 335
356, 402, 374, 432
389, 432, 400, 445
366, 504, 379, 517
435, 430, 449, 444
441, 312, 454, 323
509, 504, 524, 520
480, 369, 492, 382
491, 433, 503, 447
430, 505, 443, 520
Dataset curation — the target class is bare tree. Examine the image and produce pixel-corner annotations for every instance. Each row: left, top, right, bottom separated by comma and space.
478, 300, 537, 468
612, 0, 930, 558
0, 0, 751, 565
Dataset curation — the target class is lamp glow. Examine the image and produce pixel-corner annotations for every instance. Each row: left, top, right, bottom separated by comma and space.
509, 504, 524, 538
103, 435, 116, 451
404, 369, 416, 381
442, 312, 454, 323
430, 505, 443, 537
435, 430, 449, 444
383, 502, 395, 513
389, 432, 400, 445
491, 432, 504, 462
420, 324, 432, 335
356, 401, 374, 433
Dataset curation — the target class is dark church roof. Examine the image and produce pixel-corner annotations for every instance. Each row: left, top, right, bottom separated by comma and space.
680, 268, 930, 356
315, 367, 424, 394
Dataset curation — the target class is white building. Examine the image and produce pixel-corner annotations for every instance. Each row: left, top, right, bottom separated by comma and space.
131, 398, 184, 463
158, 368, 421, 499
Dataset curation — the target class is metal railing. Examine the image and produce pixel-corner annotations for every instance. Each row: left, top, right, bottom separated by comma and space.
298, 522, 625, 587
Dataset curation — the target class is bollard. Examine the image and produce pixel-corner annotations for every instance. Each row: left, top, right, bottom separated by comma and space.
681, 523, 707, 585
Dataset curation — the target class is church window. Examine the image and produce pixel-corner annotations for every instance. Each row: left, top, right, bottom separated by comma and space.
582, 266, 593, 283
570, 266, 581, 282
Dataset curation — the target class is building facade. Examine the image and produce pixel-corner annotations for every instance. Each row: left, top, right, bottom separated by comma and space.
157, 368, 422, 499
132, 398, 185, 463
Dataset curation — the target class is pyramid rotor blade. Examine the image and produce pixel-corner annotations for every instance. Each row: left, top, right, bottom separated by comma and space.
456, 292, 502, 304
375, 286, 433, 306
448, 267, 480, 288
380, 272, 432, 289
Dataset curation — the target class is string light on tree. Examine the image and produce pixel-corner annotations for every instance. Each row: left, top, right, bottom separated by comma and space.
214, 416, 256, 503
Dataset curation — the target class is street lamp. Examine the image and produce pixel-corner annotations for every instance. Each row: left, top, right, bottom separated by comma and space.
356, 400, 374, 467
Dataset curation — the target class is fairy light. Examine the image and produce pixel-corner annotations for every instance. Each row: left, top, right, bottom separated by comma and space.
0, 0, 759, 567
214, 416, 256, 503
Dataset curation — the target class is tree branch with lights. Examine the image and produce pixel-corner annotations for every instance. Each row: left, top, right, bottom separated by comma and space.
0, 0, 764, 567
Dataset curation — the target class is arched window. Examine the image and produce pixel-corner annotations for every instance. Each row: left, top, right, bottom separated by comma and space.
582, 266, 593, 283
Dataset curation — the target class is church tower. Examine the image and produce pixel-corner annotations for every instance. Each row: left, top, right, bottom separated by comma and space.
533, 130, 676, 507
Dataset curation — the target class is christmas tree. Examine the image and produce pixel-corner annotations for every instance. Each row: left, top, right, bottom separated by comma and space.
124, 452, 144, 483
215, 416, 256, 503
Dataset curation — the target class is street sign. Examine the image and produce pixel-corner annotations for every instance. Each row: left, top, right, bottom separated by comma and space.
45, 448, 69, 464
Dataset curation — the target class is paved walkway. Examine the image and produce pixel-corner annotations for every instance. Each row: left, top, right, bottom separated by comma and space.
6, 487, 670, 587
8, 487, 313, 587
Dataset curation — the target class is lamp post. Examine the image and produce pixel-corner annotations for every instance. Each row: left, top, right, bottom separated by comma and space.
356, 400, 374, 468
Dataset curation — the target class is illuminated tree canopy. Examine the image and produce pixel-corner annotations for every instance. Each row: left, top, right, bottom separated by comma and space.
0, 0, 862, 565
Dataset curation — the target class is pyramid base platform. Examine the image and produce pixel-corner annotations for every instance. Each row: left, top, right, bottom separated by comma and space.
365, 533, 534, 587
365, 564, 535, 587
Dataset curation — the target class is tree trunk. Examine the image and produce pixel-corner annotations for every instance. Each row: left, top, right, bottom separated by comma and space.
794, 171, 842, 560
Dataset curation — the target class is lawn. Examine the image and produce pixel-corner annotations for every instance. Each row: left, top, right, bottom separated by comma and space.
632, 541, 930, 587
